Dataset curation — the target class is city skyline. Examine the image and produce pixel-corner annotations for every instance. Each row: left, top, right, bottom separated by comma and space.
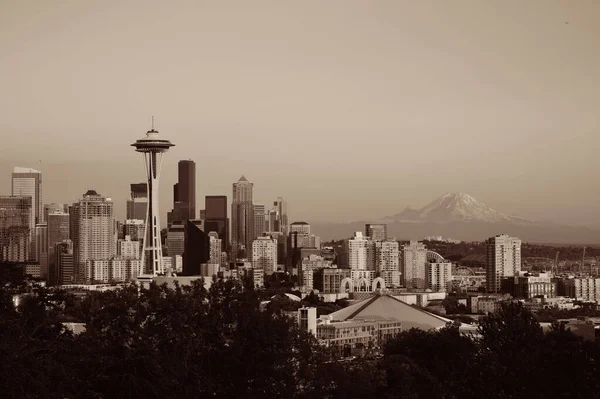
1, 1, 599, 225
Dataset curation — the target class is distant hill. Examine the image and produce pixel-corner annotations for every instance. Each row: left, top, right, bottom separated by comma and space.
310, 193, 600, 244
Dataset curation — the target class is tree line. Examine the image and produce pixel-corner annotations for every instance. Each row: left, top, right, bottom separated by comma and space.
2, 275, 600, 398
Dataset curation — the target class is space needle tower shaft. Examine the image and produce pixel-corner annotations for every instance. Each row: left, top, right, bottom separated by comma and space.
131, 120, 174, 278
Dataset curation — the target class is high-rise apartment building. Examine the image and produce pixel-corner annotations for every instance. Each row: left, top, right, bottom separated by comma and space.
126, 183, 148, 221
231, 176, 254, 259
401, 241, 427, 289
118, 235, 140, 259
71, 190, 115, 283
47, 211, 70, 285
365, 224, 387, 241
426, 262, 453, 292
485, 234, 522, 293
12, 167, 42, 259
182, 220, 209, 276
0, 196, 32, 263
204, 195, 229, 252
254, 204, 266, 239
375, 240, 400, 288
344, 232, 375, 271
168, 160, 196, 225
252, 236, 277, 275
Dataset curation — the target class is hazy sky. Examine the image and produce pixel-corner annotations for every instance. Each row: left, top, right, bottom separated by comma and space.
1, 0, 599, 225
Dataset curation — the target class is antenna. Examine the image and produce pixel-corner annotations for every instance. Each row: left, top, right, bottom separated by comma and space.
152, 116, 155, 130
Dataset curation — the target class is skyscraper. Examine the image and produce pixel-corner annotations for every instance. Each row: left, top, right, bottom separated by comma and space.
204, 195, 228, 252
401, 241, 427, 290
35, 223, 48, 277
168, 160, 196, 225
252, 236, 277, 275
71, 190, 115, 283
47, 211, 69, 285
344, 232, 375, 271
131, 125, 174, 277
55, 239, 74, 285
365, 224, 387, 241
0, 196, 32, 263
12, 167, 42, 259
43, 203, 69, 223
231, 176, 254, 259
375, 240, 400, 288
182, 220, 209, 276
254, 204, 266, 239
126, 183, 148, 221
486, 234, 522, 293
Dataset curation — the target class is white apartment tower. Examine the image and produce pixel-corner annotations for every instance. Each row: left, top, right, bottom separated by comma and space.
486, 234, 522, 293
71, 190, 115, 283
252, 236, 277, 275
426, 262, 453, 292
401, 241, 427, 290
345, 232, 375, 271
376, 240, 400, 288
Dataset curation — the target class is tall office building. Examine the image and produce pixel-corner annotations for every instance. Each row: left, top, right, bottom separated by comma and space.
252, 236, 277, 275
375, 240, 400, 288
486, 234, 522, 293
12, 167, 42, 259
126, 183, 148, 221
168, 160, 196, 225
166, 224, 185, 257
71, 190, 115, 283
131, 125, 174, 277
123, 219, 145, 242
290, 221, 310, 235
204, 195, 228, 252
35, 223, 48, 278
254, 204, 266, 239
0, 196, 32, 263
43, 203, 69, 223
55, 239, 74, 285
208, 231, 222, 266
47, 211, 69, 285
344, 232, 375, 271
401, 241, 427, 290
365, 224, 387, 241
231, 176, 254, 259
273, 197, 289, 237
182, 220, 209, 276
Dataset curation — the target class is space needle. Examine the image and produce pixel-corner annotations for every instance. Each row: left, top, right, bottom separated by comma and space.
131, 119, 174, 279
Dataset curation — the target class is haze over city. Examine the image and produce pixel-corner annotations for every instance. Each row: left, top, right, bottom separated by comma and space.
1, 1, 599, 225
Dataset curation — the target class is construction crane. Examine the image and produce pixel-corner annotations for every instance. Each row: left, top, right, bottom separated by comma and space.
554, 251, 559, 276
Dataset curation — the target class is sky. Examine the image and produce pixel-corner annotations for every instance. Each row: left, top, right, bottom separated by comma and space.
1, 0, 599, 225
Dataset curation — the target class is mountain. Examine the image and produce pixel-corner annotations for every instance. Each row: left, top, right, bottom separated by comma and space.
309, 193, 600, 244
385, 192, 530, 224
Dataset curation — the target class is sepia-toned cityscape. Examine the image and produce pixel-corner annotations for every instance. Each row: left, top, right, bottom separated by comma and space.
3, 1, 600, 397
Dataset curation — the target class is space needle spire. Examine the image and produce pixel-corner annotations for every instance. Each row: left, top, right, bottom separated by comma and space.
131, 120, 174, 279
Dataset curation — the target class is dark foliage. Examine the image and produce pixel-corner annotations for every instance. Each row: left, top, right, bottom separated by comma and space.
3, 279, 600, 398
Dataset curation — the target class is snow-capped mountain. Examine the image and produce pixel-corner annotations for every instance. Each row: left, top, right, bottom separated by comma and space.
385, 193, 530, 224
